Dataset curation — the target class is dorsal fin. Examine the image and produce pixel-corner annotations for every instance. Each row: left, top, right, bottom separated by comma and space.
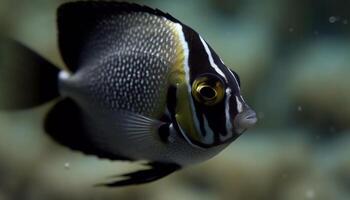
57, 1, 182, 72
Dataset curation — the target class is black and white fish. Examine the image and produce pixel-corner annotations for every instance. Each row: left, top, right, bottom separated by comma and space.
0, 1, 257, 186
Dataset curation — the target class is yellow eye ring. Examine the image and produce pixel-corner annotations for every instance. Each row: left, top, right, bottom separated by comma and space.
192, 75, 225, 106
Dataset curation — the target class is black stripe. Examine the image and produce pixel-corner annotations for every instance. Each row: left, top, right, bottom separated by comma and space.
180, 26, 229, 146
207, 44, 241, 91
165, 85, 185, 140
180, 25, 217, 83
178, 25, 242, 147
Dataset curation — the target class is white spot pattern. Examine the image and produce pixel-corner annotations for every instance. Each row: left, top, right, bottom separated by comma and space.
75, 13, 178, 116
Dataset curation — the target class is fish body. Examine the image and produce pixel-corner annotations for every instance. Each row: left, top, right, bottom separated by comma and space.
0, 1, 257, 186
58, 6, 228, 166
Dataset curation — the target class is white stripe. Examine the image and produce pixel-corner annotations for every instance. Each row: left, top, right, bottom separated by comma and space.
220, 58, 225, 64
199, 36, 227, 81
59, 70, 71, 80
236, 96, 243, 113
174, 24, 190, 90
240, 95, 246, 103
221, 88, 233, 141
202, 115, 215, 144
174, 23, 202, 142
227, 69, 241, 90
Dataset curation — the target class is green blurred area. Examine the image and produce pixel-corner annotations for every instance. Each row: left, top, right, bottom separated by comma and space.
0, 0, 350, 200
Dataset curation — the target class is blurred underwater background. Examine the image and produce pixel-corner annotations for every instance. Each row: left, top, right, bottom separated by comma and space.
0, 0, 350, 199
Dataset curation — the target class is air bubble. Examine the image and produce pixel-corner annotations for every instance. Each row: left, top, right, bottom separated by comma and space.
329, 16, 338, 23
257, 112, 265, 119
64, 162, 70, 170
305, 189, 315, 199
297, 106, 303, 112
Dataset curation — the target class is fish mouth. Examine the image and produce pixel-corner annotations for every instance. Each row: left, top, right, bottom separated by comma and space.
234, 108, 258, 134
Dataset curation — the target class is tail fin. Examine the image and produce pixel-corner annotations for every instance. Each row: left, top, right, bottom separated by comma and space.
0, 37, 60, 110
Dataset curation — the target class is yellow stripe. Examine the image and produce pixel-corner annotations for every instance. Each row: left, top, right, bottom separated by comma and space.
166, 22, 202, 144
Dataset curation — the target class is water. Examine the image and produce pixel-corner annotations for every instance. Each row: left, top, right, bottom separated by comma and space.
0, 0, 349, 200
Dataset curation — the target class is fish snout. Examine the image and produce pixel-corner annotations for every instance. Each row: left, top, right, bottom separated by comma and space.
234, 107, 257, 134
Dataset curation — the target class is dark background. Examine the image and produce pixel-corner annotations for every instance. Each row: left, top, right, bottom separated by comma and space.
0, 0, 349, 199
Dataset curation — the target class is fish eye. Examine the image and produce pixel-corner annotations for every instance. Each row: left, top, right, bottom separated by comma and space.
192, 75, 225, 106
198, 85, 217, 100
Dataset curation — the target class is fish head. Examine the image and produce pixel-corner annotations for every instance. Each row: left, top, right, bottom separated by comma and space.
173, 30, 257, 148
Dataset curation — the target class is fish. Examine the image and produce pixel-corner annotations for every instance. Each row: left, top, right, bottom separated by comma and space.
0, 1, 257, 187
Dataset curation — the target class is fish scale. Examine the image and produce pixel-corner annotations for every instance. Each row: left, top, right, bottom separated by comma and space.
79, 13, 177, 69
64, 13, 179, 118
86, 53, 169, 116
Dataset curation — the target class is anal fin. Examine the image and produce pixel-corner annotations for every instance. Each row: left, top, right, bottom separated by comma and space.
97, 162, 181, 187
44, 98, 131, 161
